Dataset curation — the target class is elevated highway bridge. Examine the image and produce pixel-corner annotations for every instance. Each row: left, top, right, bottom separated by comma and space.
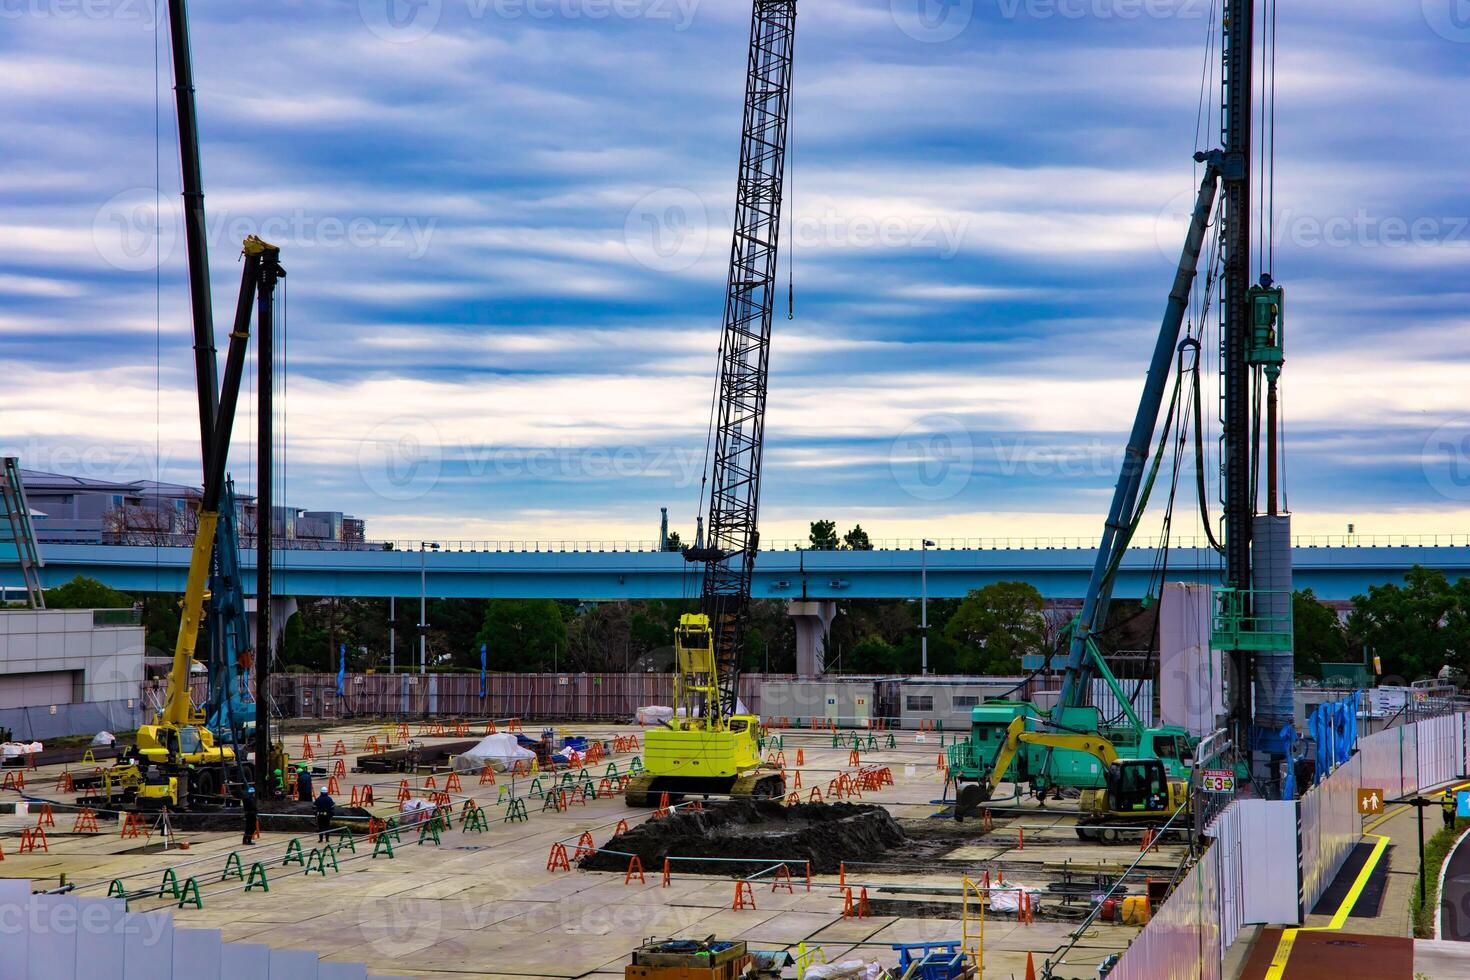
8, 535, 1469, 602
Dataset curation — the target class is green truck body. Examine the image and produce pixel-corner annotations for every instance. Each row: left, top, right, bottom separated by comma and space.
947, 701, 1198, 794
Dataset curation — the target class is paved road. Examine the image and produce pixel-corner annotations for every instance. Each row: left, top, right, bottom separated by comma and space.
1442, 827, 1470, 940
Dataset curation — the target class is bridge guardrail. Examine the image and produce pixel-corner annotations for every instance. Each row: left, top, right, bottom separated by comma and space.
44, 532, 1470, 554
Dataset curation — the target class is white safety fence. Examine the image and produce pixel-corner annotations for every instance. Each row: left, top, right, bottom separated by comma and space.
1108, 712, 1470, 978
0, 878, 410, 980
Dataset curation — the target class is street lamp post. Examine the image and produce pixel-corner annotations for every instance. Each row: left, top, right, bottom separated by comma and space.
920, 539, 935, 676
419, 541, 439, 674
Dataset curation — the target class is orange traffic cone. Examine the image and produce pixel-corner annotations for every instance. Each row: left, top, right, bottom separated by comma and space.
1024, 951, 1036, 980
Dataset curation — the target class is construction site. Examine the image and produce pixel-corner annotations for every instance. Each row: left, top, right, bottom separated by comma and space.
4, 0, 1470, 978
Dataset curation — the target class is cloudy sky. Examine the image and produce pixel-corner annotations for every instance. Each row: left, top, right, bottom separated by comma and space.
3, 0, 1468, 546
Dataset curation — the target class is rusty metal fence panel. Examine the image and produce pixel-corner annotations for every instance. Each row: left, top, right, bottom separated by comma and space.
234, 672, 795, 721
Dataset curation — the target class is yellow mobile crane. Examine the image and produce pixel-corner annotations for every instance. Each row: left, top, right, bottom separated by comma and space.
624, 0, 795, 807
957, 717, 1190, 842
82, 238, 283, 811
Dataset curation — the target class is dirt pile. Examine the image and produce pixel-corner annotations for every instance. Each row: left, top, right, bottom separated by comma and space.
580, 800, 904, 875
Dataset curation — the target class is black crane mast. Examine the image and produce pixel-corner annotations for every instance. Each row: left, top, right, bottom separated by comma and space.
684, 0, 797, 718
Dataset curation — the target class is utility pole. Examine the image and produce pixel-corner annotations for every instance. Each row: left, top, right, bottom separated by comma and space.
418, 542, 437, 673
921, 539, 934, 675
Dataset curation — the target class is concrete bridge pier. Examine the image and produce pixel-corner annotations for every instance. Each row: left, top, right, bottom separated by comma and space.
787, 600, 836, 676
245, 595, 298, 659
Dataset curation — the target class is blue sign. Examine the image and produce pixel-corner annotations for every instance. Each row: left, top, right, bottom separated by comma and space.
1457, 789, 1470, 819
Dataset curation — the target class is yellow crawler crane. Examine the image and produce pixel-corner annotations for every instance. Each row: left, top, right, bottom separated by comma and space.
625, 615, 782, 805
625, 1, 795, 806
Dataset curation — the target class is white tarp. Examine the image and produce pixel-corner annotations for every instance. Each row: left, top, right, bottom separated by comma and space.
1, 741, 42, 760
399, 797, 434, 826
990, 882, 1043, 913
453, 732, 535, 772
636, 706, 680, 725
803, 962, 882, 980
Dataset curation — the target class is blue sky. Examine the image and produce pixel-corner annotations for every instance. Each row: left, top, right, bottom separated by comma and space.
2, 0, 1469, 545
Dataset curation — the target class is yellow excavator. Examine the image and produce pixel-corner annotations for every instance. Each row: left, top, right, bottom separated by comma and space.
625, 615, 783, 806
956, 717, 1190, 842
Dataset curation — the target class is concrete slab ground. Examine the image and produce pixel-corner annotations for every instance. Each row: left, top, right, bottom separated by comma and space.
1, 720, 1152, 978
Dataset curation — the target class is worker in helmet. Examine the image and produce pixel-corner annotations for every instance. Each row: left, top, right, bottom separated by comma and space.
272, 767, 287, 799
313, 787, 336, 842
1444, 788, 1458, 829
296, 764, 314, 802
241, 786, 259, 846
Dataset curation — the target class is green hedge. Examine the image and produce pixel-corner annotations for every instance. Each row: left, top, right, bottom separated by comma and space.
1411, 813, 1470, 938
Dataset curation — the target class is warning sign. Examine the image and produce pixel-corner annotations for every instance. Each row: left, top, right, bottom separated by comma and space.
1357, 788, 1384, 815
1202, 769, 1235, 794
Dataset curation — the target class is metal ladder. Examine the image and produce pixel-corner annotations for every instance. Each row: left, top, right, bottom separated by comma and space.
0, 457, 44, 608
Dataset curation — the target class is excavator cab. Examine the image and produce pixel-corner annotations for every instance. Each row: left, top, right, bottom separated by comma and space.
1104, 759, 1170, 813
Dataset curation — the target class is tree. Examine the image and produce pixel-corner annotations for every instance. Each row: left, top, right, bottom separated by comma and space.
1347, 566, 1470, 681
44, 575, 134, 610
943, 582, 1047, 673
1292, 589, 1346, 678
843, 525, 873, 550
846, 636, 900, 673
808, 520, 838, 550
475, 599, 567, 672
664, 530, 683, 552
